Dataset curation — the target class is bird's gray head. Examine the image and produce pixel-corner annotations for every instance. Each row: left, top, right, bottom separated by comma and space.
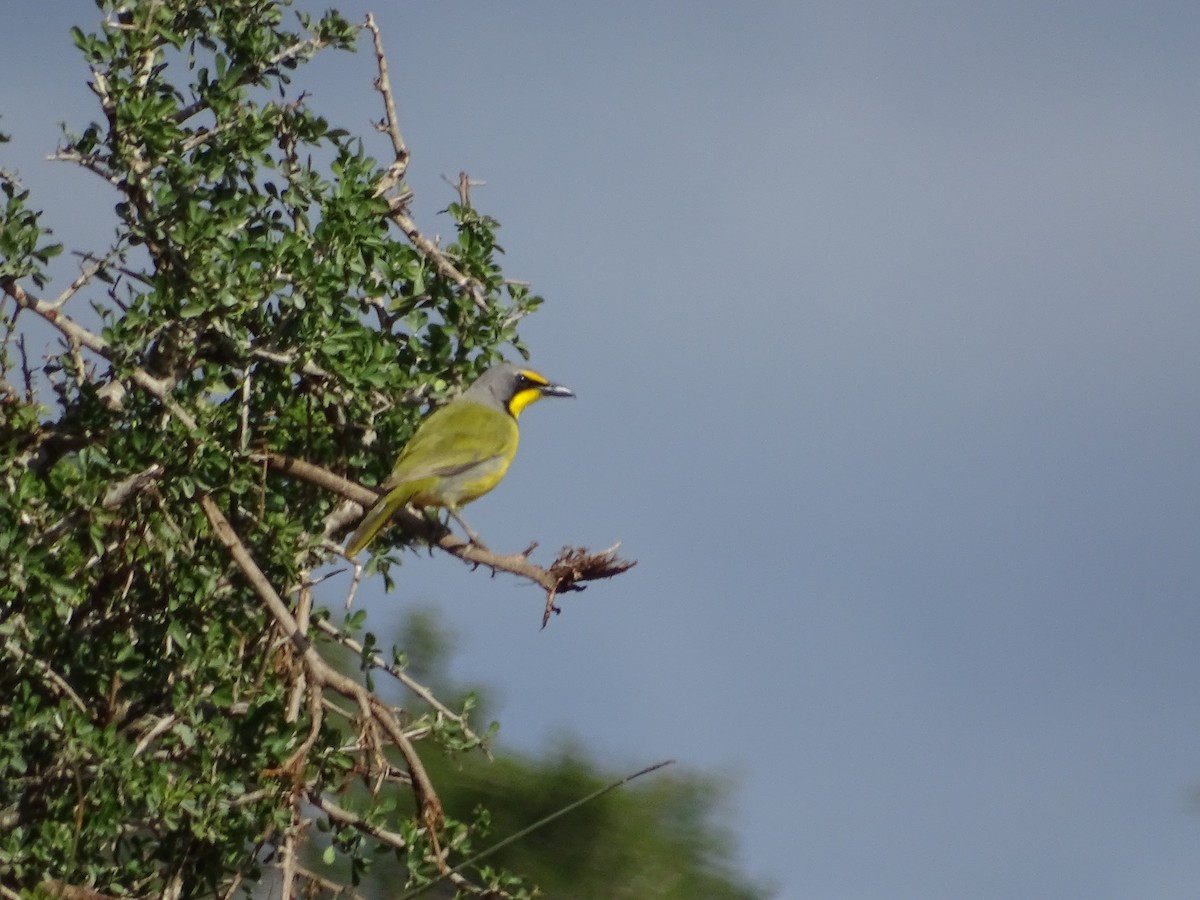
464, 363, 574, 417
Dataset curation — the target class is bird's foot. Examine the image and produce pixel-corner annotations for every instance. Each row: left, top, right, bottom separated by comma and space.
448, 509, 489, 550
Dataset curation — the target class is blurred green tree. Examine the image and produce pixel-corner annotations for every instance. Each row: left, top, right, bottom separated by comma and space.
380, 608, 771, 900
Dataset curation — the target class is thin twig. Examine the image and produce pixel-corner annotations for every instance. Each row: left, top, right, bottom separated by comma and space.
171, 36, 332, 125
51, 248, 121, 310
286, 577, 313, 724
249, 346, 330, 379
35, 882, 124, 900
238, 368, 252, 454
292, 863, 364, 899
313, 617, 491, 756
3, 625, 88, 714
17, 333, 35, 403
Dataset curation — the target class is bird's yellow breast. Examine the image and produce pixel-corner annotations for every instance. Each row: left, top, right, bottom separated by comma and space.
407, 452, 513, 508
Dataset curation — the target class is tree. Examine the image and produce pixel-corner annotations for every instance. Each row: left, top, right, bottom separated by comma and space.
0, 3, 759, 898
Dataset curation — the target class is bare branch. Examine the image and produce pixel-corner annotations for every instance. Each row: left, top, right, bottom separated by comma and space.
198, 494, 445, 832
46, 148, 123, 185
364, 13, 409, 185
262, 452, 636, 624
36, 882, 127, 900
388, 206, 487, 312
249, 346, 330, 379
278, 805, 303, 900
291, 863, 364, 899
308, 793, 410, 853
1, 280, 197, 430
2, 618, 88, 714
51, 248, 122, 310
358, 16, 486, 313
446, 171, 484, 209
132, 713, 180, 758
102, 463, 164, 509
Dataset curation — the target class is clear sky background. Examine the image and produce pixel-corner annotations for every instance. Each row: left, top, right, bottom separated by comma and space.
4, 3, 1200, 898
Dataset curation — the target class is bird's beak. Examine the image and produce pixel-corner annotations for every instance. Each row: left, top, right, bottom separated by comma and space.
539, 382, 575, 399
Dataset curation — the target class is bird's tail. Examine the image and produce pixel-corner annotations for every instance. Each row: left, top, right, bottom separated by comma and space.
344, 483, 417, 557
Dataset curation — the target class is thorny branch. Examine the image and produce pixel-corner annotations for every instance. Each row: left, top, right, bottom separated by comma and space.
364, 13, 408, 187
264, 452, 636, 626
364, 14, 487, 312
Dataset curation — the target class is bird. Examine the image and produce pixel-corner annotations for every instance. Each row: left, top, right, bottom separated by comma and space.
344, 363, 574, 556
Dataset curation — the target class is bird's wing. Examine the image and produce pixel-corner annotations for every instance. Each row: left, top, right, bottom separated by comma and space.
384, 400, 517, 487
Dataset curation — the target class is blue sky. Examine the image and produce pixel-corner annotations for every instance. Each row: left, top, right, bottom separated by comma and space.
5, 3, 1200, 897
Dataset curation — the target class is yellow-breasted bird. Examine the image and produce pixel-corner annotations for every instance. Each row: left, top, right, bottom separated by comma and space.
344, 363, 574, 556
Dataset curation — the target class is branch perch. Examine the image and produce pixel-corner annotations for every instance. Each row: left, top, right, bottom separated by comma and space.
263, 452, 636, 624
